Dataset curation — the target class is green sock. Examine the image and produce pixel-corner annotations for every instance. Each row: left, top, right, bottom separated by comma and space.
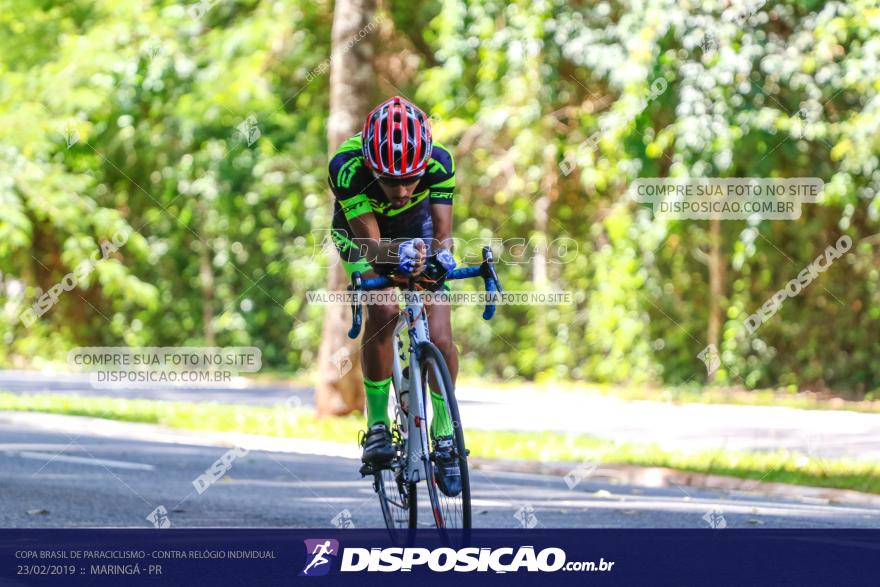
430, 390, 454, 438
364, 376, 392, 427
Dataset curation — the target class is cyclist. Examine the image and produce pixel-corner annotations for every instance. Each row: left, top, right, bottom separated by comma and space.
327, 96, 461, 497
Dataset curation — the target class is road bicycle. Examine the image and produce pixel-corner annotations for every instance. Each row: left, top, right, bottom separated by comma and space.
347, 246, 502, 534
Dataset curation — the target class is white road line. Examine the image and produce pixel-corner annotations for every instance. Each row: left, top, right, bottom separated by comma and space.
14, 451, 155, 471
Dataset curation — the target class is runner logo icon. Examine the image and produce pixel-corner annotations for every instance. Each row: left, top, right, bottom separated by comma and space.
300, 539, 339, 576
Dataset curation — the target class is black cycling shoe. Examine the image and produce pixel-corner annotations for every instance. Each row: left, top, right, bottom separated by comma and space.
432, 436, 462, 497
360, 423, 396, 465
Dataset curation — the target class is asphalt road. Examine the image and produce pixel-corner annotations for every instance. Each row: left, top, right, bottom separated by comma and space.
2, 418, 877, 529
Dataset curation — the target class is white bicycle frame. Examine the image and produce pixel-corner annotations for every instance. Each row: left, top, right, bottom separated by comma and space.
389, 290, 440, 485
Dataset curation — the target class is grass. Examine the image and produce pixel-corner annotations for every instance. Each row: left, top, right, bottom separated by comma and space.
455, 377, 880, 415
2, 391, 879, 495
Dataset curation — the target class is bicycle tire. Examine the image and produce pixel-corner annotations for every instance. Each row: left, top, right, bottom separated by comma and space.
416, 341, 472, 532
375, 369, 418, 532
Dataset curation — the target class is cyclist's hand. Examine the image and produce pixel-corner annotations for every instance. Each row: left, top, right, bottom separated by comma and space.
417, 250, 454, 291
397, 238, 426, 275
412, 240, 427, 275
435, 249, 456, 273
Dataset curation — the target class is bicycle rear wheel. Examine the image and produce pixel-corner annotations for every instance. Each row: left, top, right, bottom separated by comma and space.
417, 342, 471, 532
375, 370, 417, 531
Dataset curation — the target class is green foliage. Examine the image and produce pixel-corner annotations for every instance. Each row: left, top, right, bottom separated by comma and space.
426, 0, 880, 391
1, 0, 879, 395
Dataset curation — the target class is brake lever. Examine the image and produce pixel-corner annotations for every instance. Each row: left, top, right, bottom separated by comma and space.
480, 247, 502, 289
480, 246, 502, 319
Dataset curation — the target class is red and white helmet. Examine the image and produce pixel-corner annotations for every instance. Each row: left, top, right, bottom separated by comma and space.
362, 96, 433, 179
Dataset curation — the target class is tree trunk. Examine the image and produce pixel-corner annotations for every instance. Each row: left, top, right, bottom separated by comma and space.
707, 217, 724, 381
314, 0, 377, 416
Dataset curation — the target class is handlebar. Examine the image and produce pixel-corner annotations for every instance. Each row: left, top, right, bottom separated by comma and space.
347, 246, 502, 339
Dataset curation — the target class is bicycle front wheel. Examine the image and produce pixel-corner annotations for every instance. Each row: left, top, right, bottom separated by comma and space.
417, 342, 471, 531
375, 370, 417, 532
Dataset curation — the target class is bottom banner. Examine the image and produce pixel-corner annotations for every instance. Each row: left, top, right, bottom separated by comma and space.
1, 529, 878, 586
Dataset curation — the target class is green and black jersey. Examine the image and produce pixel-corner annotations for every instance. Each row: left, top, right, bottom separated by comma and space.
328, 133, 455, 272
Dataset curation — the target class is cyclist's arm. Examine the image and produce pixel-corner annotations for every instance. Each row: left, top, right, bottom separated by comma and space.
347, 212, 420, 271
427, 145, 456, 253
430, 203, 453, 253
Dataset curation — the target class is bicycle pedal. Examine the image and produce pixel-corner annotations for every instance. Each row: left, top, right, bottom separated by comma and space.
360, 459, 398, 477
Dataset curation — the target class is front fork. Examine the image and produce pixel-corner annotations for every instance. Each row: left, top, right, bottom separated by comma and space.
399, 300, 433, 485
363, 303, 432, 485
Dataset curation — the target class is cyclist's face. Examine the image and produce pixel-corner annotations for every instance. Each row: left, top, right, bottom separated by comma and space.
376, 176, 421, 207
